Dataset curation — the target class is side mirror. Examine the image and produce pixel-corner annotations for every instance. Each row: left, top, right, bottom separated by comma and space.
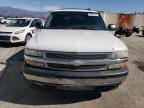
108, 24, 116, 31
35, 22, 43, 29
30, 24, 35, 28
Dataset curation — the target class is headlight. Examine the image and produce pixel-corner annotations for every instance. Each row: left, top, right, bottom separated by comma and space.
111, 51, 128, 59
25, 48, 43, 57
14, 29, 25, 34
108, 62, 128, 70
25, 60, 45, 68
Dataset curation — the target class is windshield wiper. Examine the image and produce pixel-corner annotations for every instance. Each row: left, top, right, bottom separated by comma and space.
46, 26, 99, 30
47, 26, 71, 29
69, 26, 98, 30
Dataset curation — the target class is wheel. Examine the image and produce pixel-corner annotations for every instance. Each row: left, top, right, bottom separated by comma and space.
114, 31, 118, 36
25, 34, 32, 43
125, 32, 132, 37
142, 31, 144, 37
3, 21, 7, 24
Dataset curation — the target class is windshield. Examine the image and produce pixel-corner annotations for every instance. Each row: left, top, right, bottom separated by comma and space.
6, 19, 31, 27
44, 12, 106, 30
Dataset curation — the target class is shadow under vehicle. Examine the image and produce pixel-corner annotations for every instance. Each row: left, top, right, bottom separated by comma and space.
0, 49, 101, 105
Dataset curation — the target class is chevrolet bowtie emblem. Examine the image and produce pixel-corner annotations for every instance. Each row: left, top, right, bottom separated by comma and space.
71, 60, 85, 66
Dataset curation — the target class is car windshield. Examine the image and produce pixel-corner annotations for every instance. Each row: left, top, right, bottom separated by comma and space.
44, 12, 106, 30
6, 19, 31, 27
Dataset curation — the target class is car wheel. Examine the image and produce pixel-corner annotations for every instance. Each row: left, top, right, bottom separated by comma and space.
25, 34, 32, 43
3, 21, 7, 24
142, 31, 144, 37
114, 31, 118, 36
125, 32, 132, 37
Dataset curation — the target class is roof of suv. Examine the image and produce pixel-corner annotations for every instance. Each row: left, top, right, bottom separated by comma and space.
53, 8, 98, 13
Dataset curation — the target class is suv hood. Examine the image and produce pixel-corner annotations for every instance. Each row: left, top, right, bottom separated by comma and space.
27, 30, 128, 52
0, 26, 24, 33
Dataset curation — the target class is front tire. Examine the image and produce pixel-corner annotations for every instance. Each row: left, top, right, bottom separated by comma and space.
25, 34, 32, 43
114, 32, 117, 36
142, 31, 144, 37
3, 21, 7, 24
125, 32, 132, 37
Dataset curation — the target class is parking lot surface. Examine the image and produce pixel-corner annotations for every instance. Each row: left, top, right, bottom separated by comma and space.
0, 35, 143, 108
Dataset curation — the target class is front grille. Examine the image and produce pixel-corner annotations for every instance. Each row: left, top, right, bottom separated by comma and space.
47, 63, 107, 71
46, 52, 110, 60
44, 51, 111, 71
0, 32, 12, 34
0, 36, 11, 41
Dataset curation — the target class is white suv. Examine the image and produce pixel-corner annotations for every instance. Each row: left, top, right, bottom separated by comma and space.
0, 18, 44, 43
23, 9, 128, 92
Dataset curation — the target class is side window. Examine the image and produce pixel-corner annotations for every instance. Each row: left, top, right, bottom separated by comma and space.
30, 19, 37, 27
36, 19, 43, 26
45, 14, 53, 28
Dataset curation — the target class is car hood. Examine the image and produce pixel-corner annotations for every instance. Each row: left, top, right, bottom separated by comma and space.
0, 26, 24, 33
27, 30, 128, 52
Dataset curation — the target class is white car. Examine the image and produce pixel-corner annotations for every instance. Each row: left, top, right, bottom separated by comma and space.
0, 17, 4, 23
0, 18, 43, 43
23, 9, 129, 92
0, 18, 7, 24
1, 18, 14, 24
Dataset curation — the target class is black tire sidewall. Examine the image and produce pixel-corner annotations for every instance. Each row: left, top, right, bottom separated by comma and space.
25, 34, 32, 43
142, 31, 144, 37
125, 32, 132, 37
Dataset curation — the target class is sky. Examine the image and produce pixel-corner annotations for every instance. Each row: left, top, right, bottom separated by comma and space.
0, 0, 144, 13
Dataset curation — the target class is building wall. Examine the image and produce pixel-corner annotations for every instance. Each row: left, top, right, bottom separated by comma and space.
103, 13, 118, 26
102, 12, 144, 29
133, 14, 144, 28
100, 12, 105, 19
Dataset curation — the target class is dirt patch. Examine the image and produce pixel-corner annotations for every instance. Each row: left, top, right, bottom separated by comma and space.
134, 60, 144, 72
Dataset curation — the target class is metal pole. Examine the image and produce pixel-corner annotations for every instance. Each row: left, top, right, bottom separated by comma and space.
41, 0, 43, 18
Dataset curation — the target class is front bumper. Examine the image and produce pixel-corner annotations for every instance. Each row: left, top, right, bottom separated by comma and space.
0, 36, 11, 43
23, 65, 128, 91
0, 35, 24, 43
